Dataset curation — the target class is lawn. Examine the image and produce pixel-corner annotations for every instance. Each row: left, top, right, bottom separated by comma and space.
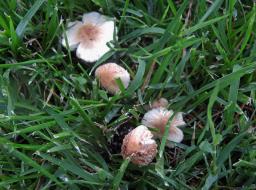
0, 0, 256, 189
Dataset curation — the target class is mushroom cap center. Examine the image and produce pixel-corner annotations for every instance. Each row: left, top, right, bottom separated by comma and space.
77, 24, 100, 44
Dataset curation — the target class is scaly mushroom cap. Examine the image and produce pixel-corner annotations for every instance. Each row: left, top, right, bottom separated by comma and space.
95, 63, 130, 94
121, 125, 157, 166
142, 108, 185, 143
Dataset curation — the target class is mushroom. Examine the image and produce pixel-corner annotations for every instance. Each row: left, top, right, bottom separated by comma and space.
142, 108, 185, 144
121, 125, 157, 166
95, 63, 130, 94
62, 12, 116, 62
151, 97, 168, 109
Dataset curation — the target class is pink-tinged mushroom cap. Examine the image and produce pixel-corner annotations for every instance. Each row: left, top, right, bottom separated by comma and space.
121, 125, 158, 166
95, 63, 130, 94
62, 12, 116, 62
142, 108, 186, 144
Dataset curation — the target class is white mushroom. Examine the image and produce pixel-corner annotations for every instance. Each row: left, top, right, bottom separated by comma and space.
121, 125, 157, 166
95, 63, 130, 94
142, 108, 185, 144
62, 12, 116, 62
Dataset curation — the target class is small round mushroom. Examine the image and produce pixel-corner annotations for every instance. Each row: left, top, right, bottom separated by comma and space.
142, 108, 185, 144
62, 12, 116, 62
121, 125, 157, 166
151, 97, 168, 109
95, 63, 130, 94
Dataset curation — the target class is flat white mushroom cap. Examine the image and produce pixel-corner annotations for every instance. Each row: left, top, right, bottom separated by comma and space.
95, 63, 130, 94
62, 12, 116, 62
142, 108, 185, 144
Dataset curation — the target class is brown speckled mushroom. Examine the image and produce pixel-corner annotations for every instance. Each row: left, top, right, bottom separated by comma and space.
121, 125, 157, 166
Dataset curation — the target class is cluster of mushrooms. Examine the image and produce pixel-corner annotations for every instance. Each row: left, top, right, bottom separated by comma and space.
62, 12, 186, 166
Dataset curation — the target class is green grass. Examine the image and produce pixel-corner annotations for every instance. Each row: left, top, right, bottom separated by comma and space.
0, 0, 256, 189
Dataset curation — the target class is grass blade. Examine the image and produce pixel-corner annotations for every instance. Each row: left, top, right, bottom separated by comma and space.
16, 0, 46, 37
